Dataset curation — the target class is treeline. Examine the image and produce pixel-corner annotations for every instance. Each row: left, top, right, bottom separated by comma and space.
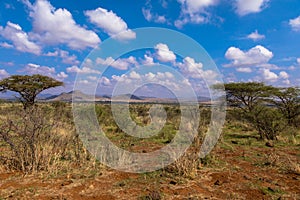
215, 82, 300, 140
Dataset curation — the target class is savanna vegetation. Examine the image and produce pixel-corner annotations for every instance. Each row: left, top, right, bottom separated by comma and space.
0, 76, 299, 199
0, 74, 63, 109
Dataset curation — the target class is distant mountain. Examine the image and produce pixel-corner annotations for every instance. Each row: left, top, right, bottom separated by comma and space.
111, 94, 142, 101
36, 91, 211, 103
102, 95, 111, 99
45, 90, 96, 102
0, 91, 17, 100
138, 96, 157, 99
37, 93, 57, 100
197, 96, 211, 102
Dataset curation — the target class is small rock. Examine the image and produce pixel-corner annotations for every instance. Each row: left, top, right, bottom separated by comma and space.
61, 180, 73, 186
148, 191, 161, 200
214, 180, 221, 186
267, 187, 275, 192
169, 180, 177, 185
118, 182, 126, 187
266, 141, 274, 147
89, 184, 94, 190
265, 179, 273, 183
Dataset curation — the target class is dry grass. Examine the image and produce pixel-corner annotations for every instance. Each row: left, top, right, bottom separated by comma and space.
286, 157, 300, 175
0, 102, 299, 199
164, 135, 203, 179
0, 104, 92, 174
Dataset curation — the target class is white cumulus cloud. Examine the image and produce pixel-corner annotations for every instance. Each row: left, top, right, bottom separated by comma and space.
225, 45, 273, 68
235, 0, 269, 16
175, 0, 218, 28
178, 0, 218, 14
142, 8, 167, 24
57, 72, 68, 79
99, 76, 111, 86
155, 43, 176, 63
0, 21, 41, 55
111, 71, 190, 92
129, 71, 141, 79
45, 49, 79, 65
29, 0, 100, 49
0, 42, 14, 49
289, 16, 300, 31
141, 54, 155, 66
66, 65, 101, 74
237, 67, 252, 73
261, 68, 278, 82
176, 56, 218, 83
279, 71, 289, 79
24, 63, 55, 75
247, 30, 265, 41
0, 69, 9, 78
96, 56, 137, 70
175, 13, 207, 28
22, 63, 67, 80
176, 57, 203, 78
85, 7, 136, 40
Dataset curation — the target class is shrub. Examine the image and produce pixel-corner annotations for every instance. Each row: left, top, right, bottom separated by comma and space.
0, 104, 84, 173
164, 133, 203, 178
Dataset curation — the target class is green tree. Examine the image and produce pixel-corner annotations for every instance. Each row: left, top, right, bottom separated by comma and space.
216, 82, 274, 112
271, 87, 300, 126
214, 82, 284, 140
0, 74, 63, 109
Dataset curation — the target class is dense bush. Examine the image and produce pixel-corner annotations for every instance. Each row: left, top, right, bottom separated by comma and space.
251, 107, 287, 140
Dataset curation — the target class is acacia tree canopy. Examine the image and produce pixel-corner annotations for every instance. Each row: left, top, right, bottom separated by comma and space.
213, 82, 287, 140
0, 74, 63, 109
213, 82, 275, 112
271, 87, 300, 126
213, 82, 300, 140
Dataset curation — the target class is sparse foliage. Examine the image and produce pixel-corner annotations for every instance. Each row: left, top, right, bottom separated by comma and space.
0, 74, 63, 109
0, 104, 86, 173
270, 87, 300, 127
214, 82, 274, 112
216, 82, 294, 140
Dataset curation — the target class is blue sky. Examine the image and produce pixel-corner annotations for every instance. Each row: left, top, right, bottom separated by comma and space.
0, 0, 300, 97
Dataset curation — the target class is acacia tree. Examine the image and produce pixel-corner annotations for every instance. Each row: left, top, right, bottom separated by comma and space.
0, 74, 63, 109
214, 82, 283, 140
213, 82, 275, 117
219, 82, 274, 112
271, 87, 300, 126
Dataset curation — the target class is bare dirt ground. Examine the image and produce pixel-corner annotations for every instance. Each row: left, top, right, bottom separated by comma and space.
1, 142, 299, 200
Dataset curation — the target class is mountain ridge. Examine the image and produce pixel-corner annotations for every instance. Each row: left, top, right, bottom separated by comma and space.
1, 90, 211, 103
44, 91, 211, 103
